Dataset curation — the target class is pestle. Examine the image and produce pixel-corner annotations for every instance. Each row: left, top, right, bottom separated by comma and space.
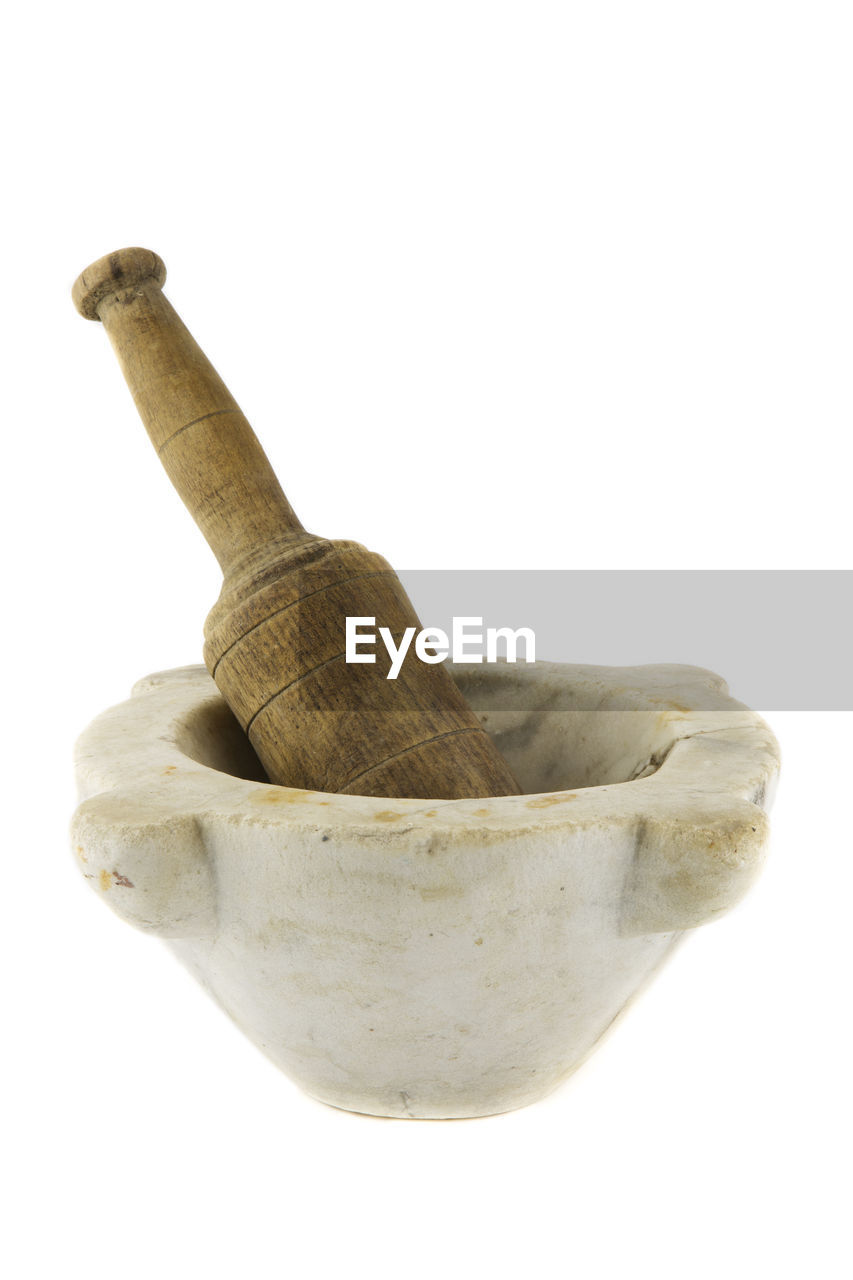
72, 248, 520, 800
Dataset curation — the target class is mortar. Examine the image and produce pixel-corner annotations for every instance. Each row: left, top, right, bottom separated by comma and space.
72, 660, 779, 1119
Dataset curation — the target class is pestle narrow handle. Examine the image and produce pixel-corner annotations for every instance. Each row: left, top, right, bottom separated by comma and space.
73, 248, 302, 575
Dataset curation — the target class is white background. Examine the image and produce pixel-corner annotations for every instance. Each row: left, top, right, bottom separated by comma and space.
3, 3, 851, 1277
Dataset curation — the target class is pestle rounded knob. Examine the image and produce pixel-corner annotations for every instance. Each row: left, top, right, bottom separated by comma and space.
72, 248, 167, 321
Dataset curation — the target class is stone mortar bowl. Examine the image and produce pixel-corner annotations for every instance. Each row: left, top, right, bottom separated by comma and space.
71, 662, 779, 1119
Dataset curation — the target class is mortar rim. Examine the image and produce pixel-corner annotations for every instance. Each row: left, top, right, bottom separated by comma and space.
73, 662, 780, 844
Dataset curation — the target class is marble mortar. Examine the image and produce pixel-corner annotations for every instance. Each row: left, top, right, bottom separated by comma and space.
71, 661, 779, 1118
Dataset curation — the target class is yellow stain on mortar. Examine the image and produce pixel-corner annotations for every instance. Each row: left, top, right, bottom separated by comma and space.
251, 788, 311, 805
526, 794, 578, 809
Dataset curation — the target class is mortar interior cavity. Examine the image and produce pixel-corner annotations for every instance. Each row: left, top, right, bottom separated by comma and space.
173, 679, 672, 796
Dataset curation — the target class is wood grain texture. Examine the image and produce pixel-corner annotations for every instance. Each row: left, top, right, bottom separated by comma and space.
73, 248, 521, 799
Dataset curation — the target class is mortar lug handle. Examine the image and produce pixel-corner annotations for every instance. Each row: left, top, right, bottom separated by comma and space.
71, 792, 216, 939
621, 798, 770, 936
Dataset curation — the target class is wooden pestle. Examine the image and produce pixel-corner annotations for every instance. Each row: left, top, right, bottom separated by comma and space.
73, 248, 520, 800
